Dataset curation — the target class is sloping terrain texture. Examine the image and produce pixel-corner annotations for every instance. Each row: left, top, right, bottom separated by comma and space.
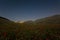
0, 15, 60, 40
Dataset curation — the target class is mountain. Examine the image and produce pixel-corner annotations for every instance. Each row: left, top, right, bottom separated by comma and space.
35, 15, 60, 24
0, 15, 60, 32
0, 16, 12, 24
0, 15, 60, 40
0, 16, 19, 32
0, 16, 14, 25
24, 20, 34, 24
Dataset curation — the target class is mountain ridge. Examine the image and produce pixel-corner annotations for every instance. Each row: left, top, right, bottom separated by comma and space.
35, 15, 60, 24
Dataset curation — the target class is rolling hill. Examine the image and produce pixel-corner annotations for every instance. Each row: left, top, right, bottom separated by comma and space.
0, 15, 60, 40
35, 15, 60, 24
0, 16, 19, 32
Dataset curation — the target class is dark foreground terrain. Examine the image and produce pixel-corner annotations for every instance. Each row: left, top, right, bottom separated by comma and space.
0, 15, 60, 40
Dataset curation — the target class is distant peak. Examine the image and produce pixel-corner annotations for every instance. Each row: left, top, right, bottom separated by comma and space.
54, 14, 60, 16
0, 16, 6, 19
52, 14, 60, 17
0, 16, 9, 21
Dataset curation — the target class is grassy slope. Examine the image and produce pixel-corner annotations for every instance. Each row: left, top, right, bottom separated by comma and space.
0, 15, 60, 40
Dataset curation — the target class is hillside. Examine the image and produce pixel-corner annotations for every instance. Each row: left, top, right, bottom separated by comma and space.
0, 17, 20, 32
35, 15, 60, 24
0, 15, 60, 40
0, 16, 11, 23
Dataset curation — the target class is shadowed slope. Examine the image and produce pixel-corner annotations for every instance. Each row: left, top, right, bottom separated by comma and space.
35, 15, 60, 24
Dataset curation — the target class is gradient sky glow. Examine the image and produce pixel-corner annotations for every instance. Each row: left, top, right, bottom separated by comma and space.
0, 0, 60, 21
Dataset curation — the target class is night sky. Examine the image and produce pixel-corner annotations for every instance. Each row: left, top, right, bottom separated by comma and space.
0, 0, 60, 21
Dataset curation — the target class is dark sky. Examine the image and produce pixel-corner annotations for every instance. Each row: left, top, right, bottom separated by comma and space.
0, 0, 60, 21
